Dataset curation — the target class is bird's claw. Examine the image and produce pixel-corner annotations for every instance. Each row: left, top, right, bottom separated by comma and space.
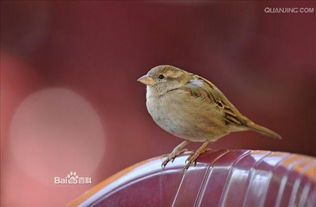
161, 148, 189, 168
184, 155, 198, 169
184, 147, 212, 169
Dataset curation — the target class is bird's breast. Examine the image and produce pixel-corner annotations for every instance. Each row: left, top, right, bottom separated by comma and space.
146, 93, 185, 136
145, 89, 227, 141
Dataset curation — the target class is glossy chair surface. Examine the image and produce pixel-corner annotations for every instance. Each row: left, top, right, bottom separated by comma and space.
70, 150, 316, 207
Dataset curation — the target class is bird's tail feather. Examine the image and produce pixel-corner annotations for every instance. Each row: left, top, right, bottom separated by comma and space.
246, 121, 282, 139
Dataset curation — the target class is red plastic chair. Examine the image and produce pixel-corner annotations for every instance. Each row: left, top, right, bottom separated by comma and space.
69, 150, 316, 207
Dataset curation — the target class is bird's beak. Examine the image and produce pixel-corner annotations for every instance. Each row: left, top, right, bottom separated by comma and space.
137, 75, 155, 86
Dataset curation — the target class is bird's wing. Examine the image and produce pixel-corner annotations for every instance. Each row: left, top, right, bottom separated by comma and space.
185, 75, 247, 126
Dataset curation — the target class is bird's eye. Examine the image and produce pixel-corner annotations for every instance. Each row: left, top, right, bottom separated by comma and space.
158, 74, 165, 79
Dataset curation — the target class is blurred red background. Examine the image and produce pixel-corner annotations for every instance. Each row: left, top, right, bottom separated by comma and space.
1, 1, 315, 206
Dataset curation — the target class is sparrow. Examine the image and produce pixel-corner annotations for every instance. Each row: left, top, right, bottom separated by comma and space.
137, 65, 281, 169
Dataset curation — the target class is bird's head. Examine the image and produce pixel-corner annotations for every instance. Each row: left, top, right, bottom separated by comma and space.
137, 65, 191, 94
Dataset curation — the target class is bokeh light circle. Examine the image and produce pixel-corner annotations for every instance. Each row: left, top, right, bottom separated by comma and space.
9, 88, 106, 185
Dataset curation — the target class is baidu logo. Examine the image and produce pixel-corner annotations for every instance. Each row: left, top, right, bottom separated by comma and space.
54, 171, 92, 185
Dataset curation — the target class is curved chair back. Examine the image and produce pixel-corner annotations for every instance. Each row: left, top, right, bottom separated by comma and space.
70, 150, 316, 207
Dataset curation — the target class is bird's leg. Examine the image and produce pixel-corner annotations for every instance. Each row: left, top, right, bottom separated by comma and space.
185, 141, 211, 169
162, 140, 190, 168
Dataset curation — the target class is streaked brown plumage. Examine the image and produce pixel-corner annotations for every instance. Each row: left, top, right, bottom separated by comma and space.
138, 65, 281, 169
